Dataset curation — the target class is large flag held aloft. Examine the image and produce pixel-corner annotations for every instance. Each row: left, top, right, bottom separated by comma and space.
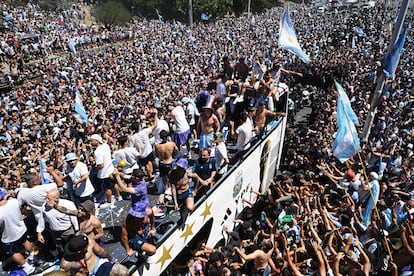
333, 81, 361, 163
75, 88, 89, 123
383, 24, 408, 79
278, 6, 310, 63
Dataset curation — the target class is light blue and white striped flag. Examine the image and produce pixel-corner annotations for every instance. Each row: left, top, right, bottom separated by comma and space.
336, 81, 359, 126
383, 25, 408, 79
333, 81, 360, 163
40, 158, 51, 185
278, 6, 310, 63
75, 88, 89, 123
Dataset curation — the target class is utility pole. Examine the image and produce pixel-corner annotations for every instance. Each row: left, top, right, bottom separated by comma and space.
188, 0, 193, 29
360, 0, 411, 141
248, 0, 251, 19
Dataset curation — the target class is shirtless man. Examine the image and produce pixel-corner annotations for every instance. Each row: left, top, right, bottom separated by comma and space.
197, 96, 220, 150
154, 130, 179, 192
54, 200, 104, 242
233, 238, 274, 276
169, 158, 194, 223
60, 234, 123, 276
255, 102, 286, 135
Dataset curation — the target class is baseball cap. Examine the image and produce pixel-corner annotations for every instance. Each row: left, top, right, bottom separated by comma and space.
90, 134, 103, 144
65, 153, 78, 162
176, 158, 188, 170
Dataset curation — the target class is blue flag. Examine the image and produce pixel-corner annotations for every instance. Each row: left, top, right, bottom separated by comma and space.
333, 81, 360, 163
335, 81, 359, 127
75, 88, 89, 123
278, 6, 310, 63
4, 14, 13, 21
156, 9, 164, 23
201, 13, 209, 21
68, 40, 77, 55
189, 32, 196, 42
40, 158, 51, 185
353, 26, 366, 37
383, 25, 408, 79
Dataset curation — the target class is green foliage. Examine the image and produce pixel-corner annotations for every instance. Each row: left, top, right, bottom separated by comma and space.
4, 0, 29, 8
92, 1, 131, 30
36, 0, 74, 11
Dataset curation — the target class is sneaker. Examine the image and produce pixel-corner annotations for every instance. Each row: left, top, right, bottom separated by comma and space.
22, 263, 35, 275
116, 195, 123, 201
46, 258, 60, 267
99, 202, 112, 208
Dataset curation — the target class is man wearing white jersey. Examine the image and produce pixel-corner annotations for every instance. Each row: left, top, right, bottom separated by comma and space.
90, 134, 120, 205
168, 102, 191, 153
0, 190, 35, 274
129, 110, 159, 182
65, 152, 95, 206
112, 136, 140, 175
37, 189, 79, 259
16, 165, 64, 223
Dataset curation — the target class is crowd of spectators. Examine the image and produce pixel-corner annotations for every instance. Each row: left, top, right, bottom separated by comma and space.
0, 0, 413, 275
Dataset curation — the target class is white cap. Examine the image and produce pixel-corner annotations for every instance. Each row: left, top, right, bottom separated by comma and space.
90, 134, 103, 144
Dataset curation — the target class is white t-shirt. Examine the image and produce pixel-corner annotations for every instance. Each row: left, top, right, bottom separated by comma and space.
137, 127, 154, 158
216, 81, 227, 102
17, 183, 58, 222
37, 199, 78, 233
172, 106, 190, 134
112, 147, 140, 174
68, 161, 95, 197
94, 143, 114, 179
0, 198, 27, 243
152, 119, 170, 145
236, 122, 252, 151
214, 142, 228, 175
184, 103, 196, 126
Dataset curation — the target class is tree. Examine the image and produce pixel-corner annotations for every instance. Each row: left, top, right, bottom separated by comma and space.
92, 1, 131, 30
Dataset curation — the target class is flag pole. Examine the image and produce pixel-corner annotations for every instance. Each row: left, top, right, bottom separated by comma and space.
360, 0, 411, 142
335, 81, 393, 261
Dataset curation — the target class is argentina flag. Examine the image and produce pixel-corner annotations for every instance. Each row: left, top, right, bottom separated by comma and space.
75, 88, 89, 123
333, 81, 360, 163
278, 6, 310, 63
383, 25, 408, 79
40, 158, 51, 184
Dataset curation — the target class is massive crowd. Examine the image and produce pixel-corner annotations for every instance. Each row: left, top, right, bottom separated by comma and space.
0, 0, 413, 275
